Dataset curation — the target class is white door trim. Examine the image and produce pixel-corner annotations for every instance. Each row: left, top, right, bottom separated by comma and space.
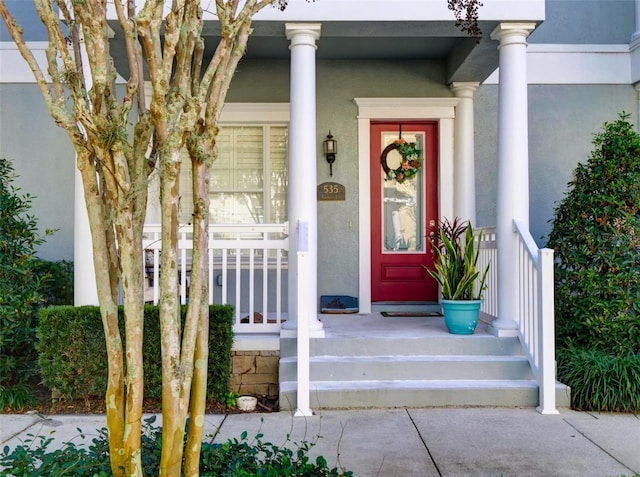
354, 97, 459, 313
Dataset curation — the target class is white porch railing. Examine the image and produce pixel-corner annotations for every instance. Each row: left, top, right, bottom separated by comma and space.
513, 219, 558, 414
479, 223, 558, 414
478, 227, 498, 317
142, 223, 289, 333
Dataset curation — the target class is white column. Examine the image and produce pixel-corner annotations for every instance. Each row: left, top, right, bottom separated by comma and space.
633, 0, 640, 42
281, 23, 324, 338
490, 23, 535, 336
74, 170, 98, 305
451, 82, 479, 225
74, 31, 98, 306
635, 83, 640, 133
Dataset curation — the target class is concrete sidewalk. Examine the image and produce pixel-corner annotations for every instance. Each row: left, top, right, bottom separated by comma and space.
1, 408, 639, 476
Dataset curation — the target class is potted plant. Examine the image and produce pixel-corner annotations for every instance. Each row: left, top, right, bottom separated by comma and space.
428, 218, 490, 334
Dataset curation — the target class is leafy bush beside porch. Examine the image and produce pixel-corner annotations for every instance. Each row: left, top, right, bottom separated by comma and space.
547, 114, 640, 412
38, 305, 234, 404
0, 158, 49, 409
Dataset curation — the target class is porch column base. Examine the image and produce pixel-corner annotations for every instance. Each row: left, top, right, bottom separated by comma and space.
280, 318, 325, 339
488, 319, 519, 337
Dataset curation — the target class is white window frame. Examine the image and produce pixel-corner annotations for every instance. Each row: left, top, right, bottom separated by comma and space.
216, 103, 290, 225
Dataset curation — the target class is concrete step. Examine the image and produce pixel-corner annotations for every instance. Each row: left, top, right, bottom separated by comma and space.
280, 335, 525, 358
278, 323, 571, 411
279, 354, 535, 382
279, 380, 572, 410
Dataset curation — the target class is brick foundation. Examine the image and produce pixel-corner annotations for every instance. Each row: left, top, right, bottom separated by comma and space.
230, 350, 279, 397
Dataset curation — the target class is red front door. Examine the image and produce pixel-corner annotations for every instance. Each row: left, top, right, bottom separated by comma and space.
370, 122, 439, 302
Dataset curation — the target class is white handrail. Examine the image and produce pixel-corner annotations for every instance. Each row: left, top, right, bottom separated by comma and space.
142, 222, 289, 333
513, 219, 558, 414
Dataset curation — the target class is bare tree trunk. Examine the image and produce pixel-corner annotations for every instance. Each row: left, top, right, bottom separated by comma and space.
2, 0, 482, 473
183, 158, 211, 475
75, 148, 128, 475
117, 209, 145, 476
158, 148, 186, 477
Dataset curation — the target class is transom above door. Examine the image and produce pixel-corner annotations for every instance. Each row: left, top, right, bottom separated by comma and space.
370, 122, 439, 303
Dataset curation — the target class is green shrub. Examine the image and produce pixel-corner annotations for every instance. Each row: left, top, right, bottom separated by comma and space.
0, 416, 353, 476
557, 347, 640, 412
0, 158, 49, 409
37, 305, 234, 402
548, 114, 640, 412
547, 114, 640, 353
33, 259, 74, 306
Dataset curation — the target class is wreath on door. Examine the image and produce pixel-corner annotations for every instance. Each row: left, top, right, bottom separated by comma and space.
380, 138, 422, 184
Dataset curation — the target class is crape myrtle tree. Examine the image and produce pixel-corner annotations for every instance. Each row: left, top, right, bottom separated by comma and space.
0, 0, 481, 475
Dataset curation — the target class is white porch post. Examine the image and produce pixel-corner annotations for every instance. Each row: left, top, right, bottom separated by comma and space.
491, 23, 535, 336
451, 82, 479, 225
635, 83, 640, 133
281, 23, 324, 338
74, 171, 98, 305
74, 32, 98, 306
633, 0, 640, 41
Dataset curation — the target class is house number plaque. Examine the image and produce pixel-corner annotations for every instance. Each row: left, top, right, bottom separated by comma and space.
317, 182, 346, 201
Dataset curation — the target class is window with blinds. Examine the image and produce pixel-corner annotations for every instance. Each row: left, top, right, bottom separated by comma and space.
178, 125, 288, 224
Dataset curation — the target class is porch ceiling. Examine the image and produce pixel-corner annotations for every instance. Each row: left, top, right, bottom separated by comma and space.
108, 20, 505, 84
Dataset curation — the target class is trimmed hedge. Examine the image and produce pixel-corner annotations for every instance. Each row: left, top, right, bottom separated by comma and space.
37, 305, 234, 402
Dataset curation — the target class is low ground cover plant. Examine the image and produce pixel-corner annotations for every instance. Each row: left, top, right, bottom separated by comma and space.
547, 113, 640, 411
0, 416, 353, 477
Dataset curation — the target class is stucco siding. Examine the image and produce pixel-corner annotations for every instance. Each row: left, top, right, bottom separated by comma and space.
231, 59, 454, 299
475, 83, 638, 247
0, 1, 49, 41
528, 84, 637, 245
529, 0, 635, 45
0, 83, 75, 260
2, 58, 635, 291
474, 84, 499, 231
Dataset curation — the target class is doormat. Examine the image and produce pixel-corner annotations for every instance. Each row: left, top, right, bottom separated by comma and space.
321, 295, 359, 314
381, 311, 442, 317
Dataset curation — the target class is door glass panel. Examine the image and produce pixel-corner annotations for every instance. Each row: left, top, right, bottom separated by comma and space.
381, 131, 424, 253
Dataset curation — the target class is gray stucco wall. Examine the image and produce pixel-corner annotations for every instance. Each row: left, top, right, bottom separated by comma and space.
231, 59, 638, 297
230, 58, 454, 298
0, 0, 51, 41
0, 84, 75, 261
529, 0, 635, 44
475, 84, 637, 246
2, 56, 636, 299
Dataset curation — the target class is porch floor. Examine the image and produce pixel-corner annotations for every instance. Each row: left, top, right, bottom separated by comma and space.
315, 311, 496, 339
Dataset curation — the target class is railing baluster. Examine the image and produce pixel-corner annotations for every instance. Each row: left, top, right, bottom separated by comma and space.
208, 248, 213, 305
249, 248, 255, 323
235, 243, 241, 325
144, 223, 288, 332
262, 233, 269, 324
276, 248, 282, 324
221, 248, 228, 305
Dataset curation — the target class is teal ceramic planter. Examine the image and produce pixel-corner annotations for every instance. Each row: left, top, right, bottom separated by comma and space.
440, 299, 482, 335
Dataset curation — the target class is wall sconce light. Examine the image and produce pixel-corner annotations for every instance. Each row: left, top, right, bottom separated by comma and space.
323, 131, 337, 176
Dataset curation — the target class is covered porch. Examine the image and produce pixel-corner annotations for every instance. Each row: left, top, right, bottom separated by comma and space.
140, 219, 561, 414
71, 2, 561, 414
